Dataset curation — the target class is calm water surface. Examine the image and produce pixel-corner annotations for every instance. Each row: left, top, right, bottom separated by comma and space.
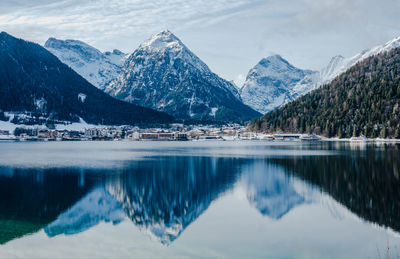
0, 141, 399, 258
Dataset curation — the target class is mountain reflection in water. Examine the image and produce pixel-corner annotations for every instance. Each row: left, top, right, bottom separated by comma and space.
0, 142, 399, 248
270, 144, 400, 232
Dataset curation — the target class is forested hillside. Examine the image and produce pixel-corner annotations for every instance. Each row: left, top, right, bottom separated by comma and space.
250, 47, 400, 138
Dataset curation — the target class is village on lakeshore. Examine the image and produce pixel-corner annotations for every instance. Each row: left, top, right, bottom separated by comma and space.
1, 123, 399, 143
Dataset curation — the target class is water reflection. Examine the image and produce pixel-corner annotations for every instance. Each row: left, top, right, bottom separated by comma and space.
44, 187, 125, 237
242, 162, 309, 219
0, 142, 399, 251
0, 168, 96, 244
0, 157, 246, 245
105, 157, 244, 244
270, 145, 400, 232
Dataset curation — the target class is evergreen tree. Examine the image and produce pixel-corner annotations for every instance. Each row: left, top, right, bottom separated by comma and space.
338, 127, 343, 139
381, 126, 387, 139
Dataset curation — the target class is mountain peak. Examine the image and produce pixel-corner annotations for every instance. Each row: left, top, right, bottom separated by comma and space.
131, 29, 211, 75
158, 29, 174, 36
106, 31, 259, 121
45, 37, 128, 90
257, 55, 293, 70
263, 54, 285, 62
241, 54, 316, 114
380, 36, 400, 52
331, 54, 345, 60
45, 37, 98, 53
0, 31, 17, 42
139, 30, 184, 52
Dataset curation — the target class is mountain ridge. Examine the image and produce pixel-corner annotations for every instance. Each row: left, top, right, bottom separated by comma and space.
241, 36, 400, 114
45, 37, 128, 90
105, 30, 260, 121
0, 31, 173, 125
250, 45, 400, 138
240, 55, 317, 114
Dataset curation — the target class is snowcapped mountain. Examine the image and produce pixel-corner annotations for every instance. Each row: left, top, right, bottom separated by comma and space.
106, 30, 260, 121
240, 55, 317, 114
0, 31, 173, 125
319, 36, 400, 85
241, 36, 400, 114
45, 38, 128, 90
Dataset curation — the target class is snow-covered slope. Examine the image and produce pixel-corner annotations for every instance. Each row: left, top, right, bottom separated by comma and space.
319, 36, 400, 85
241, 36, 400, 114
106, 30, 260, 121
45, 38, 128, 90
240, 55, 317, 114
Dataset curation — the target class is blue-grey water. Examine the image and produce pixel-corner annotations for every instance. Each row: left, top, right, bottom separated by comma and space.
0, 141, 399, 258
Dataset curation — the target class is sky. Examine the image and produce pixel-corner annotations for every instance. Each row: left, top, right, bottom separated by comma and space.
1, 0, 399, 86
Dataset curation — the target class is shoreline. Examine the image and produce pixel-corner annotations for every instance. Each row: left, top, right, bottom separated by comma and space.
1, 137, 400, 143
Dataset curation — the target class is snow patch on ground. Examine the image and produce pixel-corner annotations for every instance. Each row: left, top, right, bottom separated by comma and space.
34, 97, 47, 113
78, 93, 87, 103
209, 107, 218, 117
56, 118, 99, 131
0, 114, 99, 133
0, 120, 17, 132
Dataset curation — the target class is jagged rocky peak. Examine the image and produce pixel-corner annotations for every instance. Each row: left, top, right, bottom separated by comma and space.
240, 55, 316, 114
45, 37, 104, 61
375, 36, 400, 53
319, 36, 400, 85
241, 36, 400, 115
257, 55, 294, 70
327, 55, 345, 68
133, 29, 210, 73
45, 37, 128, 90
106, 29, 259, 121
248, 54, 311, 83
105, 49, 124, 56
140, 30, 181, 50
319, 55, 345, 81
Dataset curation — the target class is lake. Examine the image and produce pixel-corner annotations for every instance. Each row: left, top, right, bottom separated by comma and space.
0, 141, 399, 258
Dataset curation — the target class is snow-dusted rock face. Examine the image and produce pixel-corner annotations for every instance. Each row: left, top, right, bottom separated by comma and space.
319, 36, 400, 85
45, 38, 128, 90
240, 55, 317, 114
106, 30, 260, 121
241, 36, 400, 114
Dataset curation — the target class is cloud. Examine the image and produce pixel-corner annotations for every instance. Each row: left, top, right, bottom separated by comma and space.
0, 0, 399, 81
0, 0, 254, 47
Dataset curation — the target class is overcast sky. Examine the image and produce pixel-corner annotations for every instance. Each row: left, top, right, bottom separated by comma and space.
1, 0, 399, 85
